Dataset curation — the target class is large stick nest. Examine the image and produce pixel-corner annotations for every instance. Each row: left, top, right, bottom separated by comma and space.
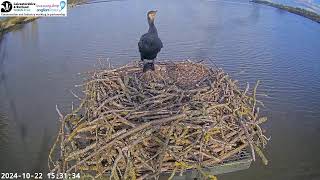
49, 61, 269, 179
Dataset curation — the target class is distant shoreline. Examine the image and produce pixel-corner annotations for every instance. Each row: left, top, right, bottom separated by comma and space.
0, 17, 39, 37
251, 0, 320, 23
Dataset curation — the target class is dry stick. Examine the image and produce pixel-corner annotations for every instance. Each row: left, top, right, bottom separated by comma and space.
122, 152, 131, 179
55, 105, 68, 172
122, 130, 156, 152
199, 133, 204, 164
137, 173, 151, 180
248, 121, 270, 146
117, 77, 132, 101
239, 119, 256, 162
133, 152, 155, 173
66, 114, 186, 172
252, 80, 260, 115
168, 166, 178, 180
178, 132, 203, 157
48, 106, 66, 170
94, 123, 100, 175
48, 126, 62, 170
111, 111, 136, 127
203, 142, 249, 166
69, 90, 82, 101
66, 142, 97, 161
194, 150, 220, 162
254, 145, 268, 165
151, 122, 176, 179
93, 94, 125, 116
107, 149, 123, 180
243, 82, 250, 98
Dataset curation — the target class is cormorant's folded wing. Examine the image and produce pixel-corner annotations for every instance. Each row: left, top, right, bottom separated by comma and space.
138, 34, 162, 54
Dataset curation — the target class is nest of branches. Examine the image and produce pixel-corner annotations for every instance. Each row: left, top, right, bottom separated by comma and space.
48, 61, 269, 179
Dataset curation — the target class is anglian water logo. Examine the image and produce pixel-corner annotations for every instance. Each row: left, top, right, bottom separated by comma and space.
60, 1, 65, 10
1, 1, 13, 12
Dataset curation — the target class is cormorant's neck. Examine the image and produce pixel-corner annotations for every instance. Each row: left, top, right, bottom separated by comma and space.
148, 20, 158, 34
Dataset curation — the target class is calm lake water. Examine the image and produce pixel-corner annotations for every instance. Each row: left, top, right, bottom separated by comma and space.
1, 0, 320, 179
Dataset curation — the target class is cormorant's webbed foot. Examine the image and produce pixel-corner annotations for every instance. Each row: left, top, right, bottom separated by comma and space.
143, 63, 155, 72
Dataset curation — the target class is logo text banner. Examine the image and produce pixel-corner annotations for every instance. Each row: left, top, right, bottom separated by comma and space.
1, 0, 67, 17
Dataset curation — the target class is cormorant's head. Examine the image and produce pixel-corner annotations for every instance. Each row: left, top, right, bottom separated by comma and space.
147, 10, 157, 23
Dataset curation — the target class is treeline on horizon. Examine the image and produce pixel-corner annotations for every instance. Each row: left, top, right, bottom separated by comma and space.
252, 0, 320, 23
0, 17, 38, 37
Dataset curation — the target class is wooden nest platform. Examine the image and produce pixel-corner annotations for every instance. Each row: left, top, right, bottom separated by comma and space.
49, 61, 269, 179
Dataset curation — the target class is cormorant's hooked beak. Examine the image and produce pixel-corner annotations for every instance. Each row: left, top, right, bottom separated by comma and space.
147, 10, 158, 21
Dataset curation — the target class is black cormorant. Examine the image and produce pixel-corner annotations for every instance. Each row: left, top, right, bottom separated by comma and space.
138, 10, 163, 72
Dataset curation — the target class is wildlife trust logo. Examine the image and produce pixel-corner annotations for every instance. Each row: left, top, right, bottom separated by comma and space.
0, 0, 67, 17
1, 1, 12, 12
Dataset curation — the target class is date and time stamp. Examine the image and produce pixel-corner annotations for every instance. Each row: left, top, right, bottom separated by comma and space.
1, 173, 81, 179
